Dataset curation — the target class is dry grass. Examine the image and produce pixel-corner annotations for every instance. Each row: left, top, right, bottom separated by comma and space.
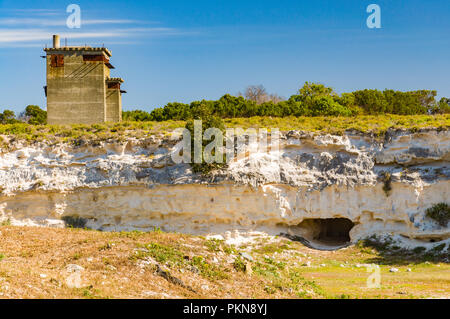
0, 114, 448, 147
0, 226, 448, 299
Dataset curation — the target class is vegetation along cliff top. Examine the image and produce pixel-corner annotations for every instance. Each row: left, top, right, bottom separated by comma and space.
1, 83, 449, 144
0, 114, 448, 145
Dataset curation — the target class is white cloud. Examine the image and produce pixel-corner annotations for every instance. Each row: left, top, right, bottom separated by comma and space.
0, 9, 195, 47
0, 29, 121, 43
0, 27, 192, 47
0, 18, 145, 27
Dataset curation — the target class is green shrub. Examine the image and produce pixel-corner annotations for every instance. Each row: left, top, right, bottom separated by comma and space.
25, 105, 47, 125
62, 216, 88, 228
133, 82, 441, 122
425, 203, 450, 227
122, 110, 153, 121
0, 109, 19, 124
308, 96, 352, 117
233, 256, 246, 272
382, 172, 392, 196
413, 246, 426, 254
432, 243, 446, 252
186, 114, 227, 175
432, 98, 450, 114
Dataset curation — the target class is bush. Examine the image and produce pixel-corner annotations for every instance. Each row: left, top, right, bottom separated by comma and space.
0, 109, 19, 124
353, 89, 389, 114
122, 110, 153, 121
139, 82, 439, 122
25, 105, 47, 125
185, 114, 226, 174
431, 98, 450, 114
62, 216, 88, 228
308, 96, 352, 117
381, 172, 392, 196
425, 203, 450, 227
233, 256, 246, 272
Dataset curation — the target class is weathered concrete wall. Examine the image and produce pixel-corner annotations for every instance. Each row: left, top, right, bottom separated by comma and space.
46, 51, 107, 124
106, 88, 122, 122
45, 48, 123, 125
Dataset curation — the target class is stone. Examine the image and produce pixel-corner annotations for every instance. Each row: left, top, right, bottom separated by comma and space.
106, 265, 117, 271
155, 264, 195, 293
389, 268, 399, 273
240, 252, 253, 262
189, 265, 200, 274
65, 272, 83, 289
66, 264, 84, 273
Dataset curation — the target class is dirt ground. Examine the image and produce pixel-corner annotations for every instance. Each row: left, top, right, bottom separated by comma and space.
0, 225, 448, 299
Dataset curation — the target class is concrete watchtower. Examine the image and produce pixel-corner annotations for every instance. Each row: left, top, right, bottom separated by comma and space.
44, 35, 125, 124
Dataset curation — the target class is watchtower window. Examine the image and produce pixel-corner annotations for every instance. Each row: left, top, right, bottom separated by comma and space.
50, 54, 64, 67
107, 82, 121, 89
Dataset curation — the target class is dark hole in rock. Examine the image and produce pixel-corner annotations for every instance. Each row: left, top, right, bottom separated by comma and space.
298, 218, 355, 247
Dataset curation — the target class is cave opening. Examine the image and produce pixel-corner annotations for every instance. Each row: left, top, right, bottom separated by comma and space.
298, 218, 355, 248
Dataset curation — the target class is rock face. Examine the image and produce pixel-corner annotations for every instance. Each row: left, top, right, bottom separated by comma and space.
0, 129, 449, 250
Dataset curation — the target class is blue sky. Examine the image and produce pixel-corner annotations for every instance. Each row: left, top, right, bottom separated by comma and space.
0, 0, 449, 113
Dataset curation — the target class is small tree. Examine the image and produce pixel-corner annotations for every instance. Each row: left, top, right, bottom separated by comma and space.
243, 85, 268, 104
25, 105, 47, 125
185, 107, 226, 174
0, 109, 19, 124
434, 98, 450, 114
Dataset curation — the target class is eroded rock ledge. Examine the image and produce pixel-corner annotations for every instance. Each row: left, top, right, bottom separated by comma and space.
0, 129, 449, 251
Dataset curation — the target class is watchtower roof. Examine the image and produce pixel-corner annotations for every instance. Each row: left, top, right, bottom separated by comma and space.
44, 46, 112, 57
106, 77, 124, 83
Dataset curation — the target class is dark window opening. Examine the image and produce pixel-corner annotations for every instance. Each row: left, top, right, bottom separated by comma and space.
107, 82, 121, 89
50, 54, 64, 67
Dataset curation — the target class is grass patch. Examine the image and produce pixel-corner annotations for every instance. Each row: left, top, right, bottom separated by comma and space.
134, 242, 229, 281
204, 239, 237, 255
253, 242, 292, 255
0, 219, 11, 226
191, 256, 229, 280
141, 242, 184, 265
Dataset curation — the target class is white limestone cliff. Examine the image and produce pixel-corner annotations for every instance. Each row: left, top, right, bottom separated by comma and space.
0, 129, 448, 251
